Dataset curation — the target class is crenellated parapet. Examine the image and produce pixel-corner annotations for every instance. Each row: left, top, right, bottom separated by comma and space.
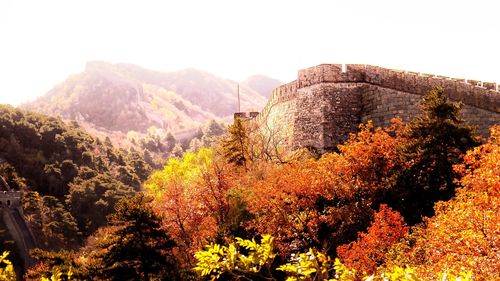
294, 64, 500, 111
254, 81, 299, 125
247, 64, 500, 152
363, 65, 499, 113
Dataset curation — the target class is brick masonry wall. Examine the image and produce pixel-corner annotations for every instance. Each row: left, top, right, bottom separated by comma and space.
292, 83, 363, 150
361, 85, 422, 127
247, 64, 500, 151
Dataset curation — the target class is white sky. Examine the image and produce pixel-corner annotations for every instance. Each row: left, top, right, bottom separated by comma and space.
0, 0, 499, 105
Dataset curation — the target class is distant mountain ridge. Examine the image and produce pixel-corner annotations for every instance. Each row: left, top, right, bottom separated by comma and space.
22, 61, 281, 140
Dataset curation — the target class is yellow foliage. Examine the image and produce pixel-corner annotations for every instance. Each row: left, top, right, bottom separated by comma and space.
144, 147, 213, 196
194, 236, 476, 281
0, 252, 15, 281
194, 234, 276, 280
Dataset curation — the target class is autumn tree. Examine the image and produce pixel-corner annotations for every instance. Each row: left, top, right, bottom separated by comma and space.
243, 121, 406, 256
391, 87, 480, 224
146, 148, 242, 267
406, 126, 499, 279
337, 205, 408, 276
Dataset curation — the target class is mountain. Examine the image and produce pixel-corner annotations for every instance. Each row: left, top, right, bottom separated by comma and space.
241, 74, 282, 99
22, 62, 278, 142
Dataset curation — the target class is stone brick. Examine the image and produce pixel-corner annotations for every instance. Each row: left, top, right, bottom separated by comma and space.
246, 64, 500, 152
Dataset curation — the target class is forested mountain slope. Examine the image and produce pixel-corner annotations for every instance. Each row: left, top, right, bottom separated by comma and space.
0, 105, 150, 244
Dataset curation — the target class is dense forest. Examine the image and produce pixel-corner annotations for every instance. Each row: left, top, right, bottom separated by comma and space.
0, 105, 151, 241
0, 88, 498, 280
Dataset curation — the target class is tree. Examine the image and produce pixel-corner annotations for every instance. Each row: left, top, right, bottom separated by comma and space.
337, 205, 408, 276
188, 137, 202, 152
243, 121, 405, 256
22, 192, 80, 250
146, 148, 241, 266
222, 118, 248, 167
26, 249, 76, 281
391, 87, 480, 224
194, 236, 474, 281
170, 143, 184, 158
0, 162, 26, 190
97, 193, 179, 281
161, 132, 177, 153
40, 196, 80, 250
406, 126, 499, 280
201, 120, 225, 147
66, 174, 135, 236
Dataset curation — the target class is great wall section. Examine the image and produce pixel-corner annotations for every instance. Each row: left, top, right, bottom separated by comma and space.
0, 176, 36, 268
238, 64, 500, 152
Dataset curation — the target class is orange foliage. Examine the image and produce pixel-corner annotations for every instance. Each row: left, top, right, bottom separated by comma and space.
151, 156, 235, 267
243, 120, 407, 255
408, 126, 499, 280
337, 204, 408, 276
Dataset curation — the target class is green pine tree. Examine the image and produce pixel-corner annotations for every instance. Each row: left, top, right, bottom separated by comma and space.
391, 87, 481, 224
222, 118, 248, 167
97, 193, 179, 281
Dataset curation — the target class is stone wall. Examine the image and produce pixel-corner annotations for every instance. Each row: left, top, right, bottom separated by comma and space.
0, 191, 21, 208
241, 64, 500, 152
292, 83, 364, 150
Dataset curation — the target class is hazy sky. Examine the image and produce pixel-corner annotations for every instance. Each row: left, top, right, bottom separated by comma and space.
0, 0, 499, 105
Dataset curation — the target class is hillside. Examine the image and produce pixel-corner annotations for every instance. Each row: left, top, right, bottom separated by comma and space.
22, 62, 277, 142
0, 105, 151, 243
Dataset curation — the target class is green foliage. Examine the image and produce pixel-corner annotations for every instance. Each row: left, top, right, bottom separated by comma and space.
22, 192, 80, 250
0, 105, 148, 247
391, 87, 481, 224
0, 162, 26, 190
65, 174, 135, 236
170, 143, 184, 158
0, 252, 16, 281
200, 120, 226, 148
95, 193, 180, 281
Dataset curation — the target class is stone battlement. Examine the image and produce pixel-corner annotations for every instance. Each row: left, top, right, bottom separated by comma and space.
295, 64, 499, 112
248, 64, 500, 152
234, 112, 259, 119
